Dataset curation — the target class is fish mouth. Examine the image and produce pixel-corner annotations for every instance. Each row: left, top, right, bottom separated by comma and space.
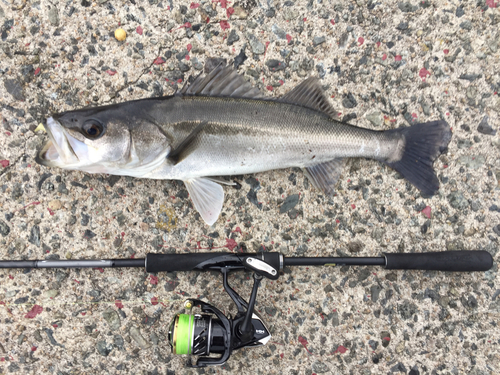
36, 117, 80, 167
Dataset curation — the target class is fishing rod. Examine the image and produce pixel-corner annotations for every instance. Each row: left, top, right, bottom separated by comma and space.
0, 250, 493, 367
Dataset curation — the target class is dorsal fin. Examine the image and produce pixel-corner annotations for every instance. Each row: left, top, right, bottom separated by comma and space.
179, 63, 264, 99
279, 77, 339, 120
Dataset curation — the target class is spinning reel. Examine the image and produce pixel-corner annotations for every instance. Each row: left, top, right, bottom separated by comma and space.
167, 254, 280, 367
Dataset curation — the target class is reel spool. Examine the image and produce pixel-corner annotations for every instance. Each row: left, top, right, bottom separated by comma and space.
169, 313, 226, 356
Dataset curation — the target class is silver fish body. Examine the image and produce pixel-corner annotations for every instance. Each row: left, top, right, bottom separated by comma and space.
139, 96, 399, 180
37, 65, 451, 225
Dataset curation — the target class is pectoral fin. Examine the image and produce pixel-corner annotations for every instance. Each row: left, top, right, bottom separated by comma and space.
184, 178, 224, 225
302, 158, 345, 196
167, 121, 208, 165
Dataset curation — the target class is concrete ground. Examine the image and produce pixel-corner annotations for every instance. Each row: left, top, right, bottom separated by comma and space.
0, 0, 499, 374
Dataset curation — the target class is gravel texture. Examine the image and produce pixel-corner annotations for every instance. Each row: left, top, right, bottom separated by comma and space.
0, 1, 499, 374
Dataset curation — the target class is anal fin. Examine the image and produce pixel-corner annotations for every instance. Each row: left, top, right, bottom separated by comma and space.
184, 178, 224, 225
302, 158, 345, 196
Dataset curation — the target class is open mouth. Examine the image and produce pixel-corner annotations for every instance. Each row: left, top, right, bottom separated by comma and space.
36, 117, 79, 166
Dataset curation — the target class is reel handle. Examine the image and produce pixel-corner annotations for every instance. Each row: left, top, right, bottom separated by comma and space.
384, 250, 493, 272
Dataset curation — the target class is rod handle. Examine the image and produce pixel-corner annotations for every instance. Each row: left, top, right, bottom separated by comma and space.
384, 250, 493, 272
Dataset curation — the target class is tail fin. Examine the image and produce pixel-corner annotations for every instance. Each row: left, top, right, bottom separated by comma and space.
383, 120, 452, 196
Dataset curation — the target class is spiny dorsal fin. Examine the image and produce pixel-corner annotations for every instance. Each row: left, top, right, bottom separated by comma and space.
180, 63, 264, 99
280, 77, 339, 120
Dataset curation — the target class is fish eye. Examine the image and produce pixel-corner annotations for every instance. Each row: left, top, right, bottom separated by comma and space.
82, 119, 105, 139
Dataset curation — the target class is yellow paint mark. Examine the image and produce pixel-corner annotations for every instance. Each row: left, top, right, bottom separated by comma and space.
156, 205, 178, 232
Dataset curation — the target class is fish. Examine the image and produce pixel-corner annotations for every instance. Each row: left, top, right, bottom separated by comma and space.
36, 64, 452, 225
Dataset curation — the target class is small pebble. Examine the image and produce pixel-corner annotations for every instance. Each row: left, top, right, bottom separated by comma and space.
114, 28, 127, 41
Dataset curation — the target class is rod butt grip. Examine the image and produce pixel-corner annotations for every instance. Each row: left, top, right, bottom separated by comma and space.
384, 250, 493, 272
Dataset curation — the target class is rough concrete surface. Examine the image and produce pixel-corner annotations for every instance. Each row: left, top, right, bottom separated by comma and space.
0, 0, 499, 374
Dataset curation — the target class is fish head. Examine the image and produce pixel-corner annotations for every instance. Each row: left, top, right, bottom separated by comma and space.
36, 104, 171, 176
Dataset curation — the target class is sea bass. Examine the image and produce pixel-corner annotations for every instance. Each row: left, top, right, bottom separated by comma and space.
36, 64, 451, 225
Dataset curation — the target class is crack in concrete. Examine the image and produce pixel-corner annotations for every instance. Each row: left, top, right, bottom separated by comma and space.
104, 46, 164, 105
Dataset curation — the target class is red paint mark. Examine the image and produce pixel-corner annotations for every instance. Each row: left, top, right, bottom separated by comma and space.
34, 67, 41, 76
265, 41, 270, 55
411, 113, 418, 118
335, 219, 340, 224
286, 34, 292, 43
115, 300, 124, 309
486, 0, 498, 8
106, 70, 117, 76
220, 0, 228, 8
382, 54, 387, 61
187, 43, 192, 52
226, 7, 234, 17
376, 41, 381, 47
150, 275, 159, 285
225, 238, 238, 251
136, 26, 143, 35
233, 227, 242, 234
298, 336, 313, 354
330, 19, 335, 25
171, 22, 192, 32
334, 345, 347, 354
280, 353, 284, 359
420, 206, 431, 219
303, 17, 307, 21
25, 305, 43, 319
220, 20, 230, 30
96, 268, 104, 273
358, 37, 364, 46
52, 324, 58, 328
443, 49, 449, 55
351, 204, 356, 209
153, 57, 165, 65
151, 297, 159, 306
383, 337, 391, 342
419, 67, 430, 81
5, 132, 11, 136
0, 160, 9, 168
279, 79, 284, 85
48, 208, 55, 216
177, 78, 183, 83
73, 279, 80, 284
8, 275, 13, 280
31, 346, 37, 352
81, 312, 86, 316
395, 55, 402, 61
443, 164, 448, 168
121, 232, 125, 237
266, 85, 274, 91
190, 2, 200, 8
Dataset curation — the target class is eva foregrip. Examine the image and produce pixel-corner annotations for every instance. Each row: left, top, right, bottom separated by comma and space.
146, 252, 231, 273
384, 250, 493, 272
